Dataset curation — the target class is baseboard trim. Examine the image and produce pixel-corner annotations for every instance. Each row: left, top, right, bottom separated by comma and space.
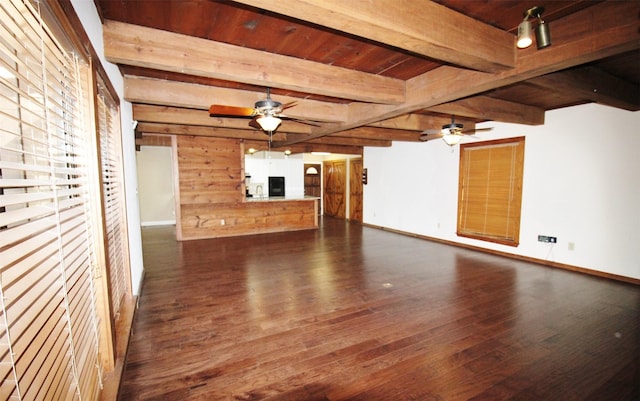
99, 295, 138, 401
363, 223, 640, 286
141, 220, 176, 227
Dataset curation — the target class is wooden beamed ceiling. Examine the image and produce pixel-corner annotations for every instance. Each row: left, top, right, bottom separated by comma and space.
96, 0, 640, 153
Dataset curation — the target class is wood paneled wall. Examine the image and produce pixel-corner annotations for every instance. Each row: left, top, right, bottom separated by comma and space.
175, 136, 317, 240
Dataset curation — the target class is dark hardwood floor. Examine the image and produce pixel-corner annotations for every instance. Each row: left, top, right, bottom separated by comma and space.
119, 217, 640, 401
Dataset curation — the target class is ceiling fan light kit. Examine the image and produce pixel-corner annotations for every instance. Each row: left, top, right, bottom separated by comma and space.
442, 132, 464, 146
256, 115, 282, 132
419, 116, 494, 146
517, 6, 551, 50
209, 87, 314, 134
441, 121, 464, 146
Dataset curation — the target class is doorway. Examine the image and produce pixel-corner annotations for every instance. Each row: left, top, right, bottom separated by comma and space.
349, 158, 363, 222
323, 160, 346, 218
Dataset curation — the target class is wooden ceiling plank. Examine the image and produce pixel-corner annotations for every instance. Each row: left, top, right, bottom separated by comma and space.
274, 1, 639, 147
528, 67, 640, 112
428, 96, 546, 125
104, 20, 405, 104
231, 0, 515, 73
125, 76, 348, 123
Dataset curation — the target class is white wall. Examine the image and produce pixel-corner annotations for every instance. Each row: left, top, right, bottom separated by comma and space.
364, 104, 640, 280
136, 146, 176, 225
71, 0, 145, 295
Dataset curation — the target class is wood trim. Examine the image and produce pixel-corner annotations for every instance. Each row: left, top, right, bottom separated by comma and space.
362, 223, 640, 286
98, 295, 137, 401
456, 231, 519, 247
172, 135, 184, 241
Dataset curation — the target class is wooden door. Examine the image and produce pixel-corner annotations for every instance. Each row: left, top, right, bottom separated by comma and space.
323, 160, 346, 218
349, 158, 363, 222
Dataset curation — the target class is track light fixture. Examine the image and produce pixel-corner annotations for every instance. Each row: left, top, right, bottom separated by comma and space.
517, 6, 551, 50
517, 19, 532, 49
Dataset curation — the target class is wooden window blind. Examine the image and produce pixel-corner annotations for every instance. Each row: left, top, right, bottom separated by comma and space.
0, 0, 101, 399
457, 137, 525, 246
96, 79, 130, 320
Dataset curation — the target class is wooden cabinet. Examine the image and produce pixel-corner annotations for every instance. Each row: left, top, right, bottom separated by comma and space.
304, 164, 321, 197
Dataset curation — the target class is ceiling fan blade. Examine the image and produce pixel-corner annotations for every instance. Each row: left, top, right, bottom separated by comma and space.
279, 114, 321, 127
209, 105, 257, 116
248, 118, 261, 130
281, 101, 298, 111
461, 127, 494, 135
289, 119, 321, 127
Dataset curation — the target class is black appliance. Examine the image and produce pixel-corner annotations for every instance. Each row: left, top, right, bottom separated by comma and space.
268, 176, 285, 197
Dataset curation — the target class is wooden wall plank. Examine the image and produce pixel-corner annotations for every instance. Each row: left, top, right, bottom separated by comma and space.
175, 135, 317, 240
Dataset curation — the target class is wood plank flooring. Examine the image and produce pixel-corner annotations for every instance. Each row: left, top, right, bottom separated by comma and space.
119, 217, 640, 401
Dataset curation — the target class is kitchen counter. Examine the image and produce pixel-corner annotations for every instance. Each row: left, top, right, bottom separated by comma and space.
244, 196, 320, 202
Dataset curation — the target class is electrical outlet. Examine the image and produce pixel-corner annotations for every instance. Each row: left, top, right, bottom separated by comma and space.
538, 235, 557, 243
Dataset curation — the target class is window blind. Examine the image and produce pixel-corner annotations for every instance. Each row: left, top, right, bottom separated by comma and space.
457, 137, 525, 246
0, 0, 101, 400
96, 78, 130, 319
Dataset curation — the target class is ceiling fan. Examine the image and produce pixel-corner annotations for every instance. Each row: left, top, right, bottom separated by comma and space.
208, 88, 309, 133
419, 116, 493, 146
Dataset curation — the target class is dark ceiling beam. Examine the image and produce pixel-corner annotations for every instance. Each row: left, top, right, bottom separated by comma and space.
428, 96, 546, 125
303, 135, 391, 148
528, 67, 640, 111
368, 114, 475, 132
133, 104, 315, 134
330, 127, 423, 142
231, 0, 515, 73
274, 1, 639, 147
104, 20, 405, 104
243, 140, 363, 156
137, 122, 390, 148
133, 105, 474, 137
137, 122, 288, 142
